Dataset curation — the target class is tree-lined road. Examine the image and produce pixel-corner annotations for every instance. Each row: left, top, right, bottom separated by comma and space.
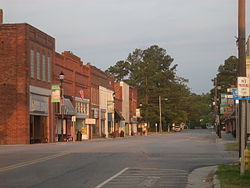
0, 129, 237, 188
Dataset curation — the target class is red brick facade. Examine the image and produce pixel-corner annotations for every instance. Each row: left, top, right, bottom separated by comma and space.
114, 82, 122, 112
0, 23, 55, 144
54, 51, 90, 99
0, 11, 137, 144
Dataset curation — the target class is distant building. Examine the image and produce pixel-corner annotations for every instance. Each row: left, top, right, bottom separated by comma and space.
129, 86, 138, 135
0, 9, 138, 144
53, 51, 90, 141
87, 65, 115, 138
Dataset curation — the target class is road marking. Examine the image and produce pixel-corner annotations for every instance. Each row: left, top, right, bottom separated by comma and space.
0, 152, 70, 173
95, 168, 188, 187
95, 167, 129, 188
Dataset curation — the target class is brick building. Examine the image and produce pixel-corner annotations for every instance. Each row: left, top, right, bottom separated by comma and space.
0, 9, 138, 144
0, 15, 55, 144
114, 82, 124, 134
53, 51, 90, 141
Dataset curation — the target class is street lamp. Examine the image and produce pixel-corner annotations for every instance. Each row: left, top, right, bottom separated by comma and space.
159, 96, 168, 133
59, 71, 64, 142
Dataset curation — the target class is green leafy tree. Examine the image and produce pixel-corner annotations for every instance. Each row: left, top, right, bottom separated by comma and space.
106, 45, 191, 127
187, 93, 213, 128
213, 56, 238, 94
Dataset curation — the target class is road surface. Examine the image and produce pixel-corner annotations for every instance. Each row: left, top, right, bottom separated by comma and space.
0, 129, 237, 188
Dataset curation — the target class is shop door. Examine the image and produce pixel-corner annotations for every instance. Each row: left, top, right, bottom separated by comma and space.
30, 115, 48, 143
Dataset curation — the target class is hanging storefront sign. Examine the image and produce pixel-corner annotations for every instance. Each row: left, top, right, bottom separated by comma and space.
51, 84, 60, 103
237, 77, 250, 97
92, 108, 99, 119
85, 118, 96, 124
107, 100, 114, 113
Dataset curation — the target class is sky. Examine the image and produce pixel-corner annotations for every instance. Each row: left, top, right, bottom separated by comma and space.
1, 0, 250, 94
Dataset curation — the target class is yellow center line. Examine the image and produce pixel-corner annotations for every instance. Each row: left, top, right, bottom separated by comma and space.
0, 152, 70, 173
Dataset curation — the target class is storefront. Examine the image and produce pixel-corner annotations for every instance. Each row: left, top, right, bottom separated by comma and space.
91, 107, 99, 138
57, 98, 76, 141
29, 86, 50, 144
130, 117, 138, 136
114, 109, 125, 136
100, 109, 106, 137
75, 97, 89, 141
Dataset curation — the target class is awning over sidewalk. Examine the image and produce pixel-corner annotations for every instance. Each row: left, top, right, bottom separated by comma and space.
115, 109, 125, 120
63, 98, 76, 115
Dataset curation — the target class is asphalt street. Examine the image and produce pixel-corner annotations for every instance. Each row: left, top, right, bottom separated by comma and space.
0, 129, 238, 188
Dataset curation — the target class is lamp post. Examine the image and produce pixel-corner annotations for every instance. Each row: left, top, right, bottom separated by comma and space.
159, 96, 168, 133
59, 71, 64, 142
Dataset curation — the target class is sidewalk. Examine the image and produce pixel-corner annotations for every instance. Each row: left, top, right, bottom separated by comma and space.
186, 166, 220, 188
186, 131, 237, 188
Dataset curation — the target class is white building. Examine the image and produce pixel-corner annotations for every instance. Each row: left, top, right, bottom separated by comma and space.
120, 81, 131, 135
99, 86, 115, 138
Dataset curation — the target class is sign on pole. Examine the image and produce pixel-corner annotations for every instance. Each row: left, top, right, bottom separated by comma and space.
237, 77, 250, 97
72, 116, 76, 122
232, 88, 238, 99
51, 84, 60, 103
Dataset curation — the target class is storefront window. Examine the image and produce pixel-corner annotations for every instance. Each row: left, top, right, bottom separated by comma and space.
75, 101, 89, 115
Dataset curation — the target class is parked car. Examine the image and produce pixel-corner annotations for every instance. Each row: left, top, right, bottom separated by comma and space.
206, 124, 214, 129
174, 126, 181, 132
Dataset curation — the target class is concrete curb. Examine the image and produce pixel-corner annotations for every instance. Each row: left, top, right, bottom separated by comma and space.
186, 166, 220, 188
213, 173, 221, 188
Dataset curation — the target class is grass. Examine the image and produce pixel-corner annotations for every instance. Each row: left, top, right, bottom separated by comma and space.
224, 142, 250, 151
216, 164, 250, 188
225, 142, 239, 151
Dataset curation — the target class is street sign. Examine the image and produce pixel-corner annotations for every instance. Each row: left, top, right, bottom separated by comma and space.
72, 116, 76, 122
232, 88, 238, 99
237, 77, 250, 97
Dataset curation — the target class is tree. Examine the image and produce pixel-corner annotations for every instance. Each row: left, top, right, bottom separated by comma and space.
105, 60, 130, 82
106, 45, 190, 127
215, 56, 238, 93
187, 93, 213, 128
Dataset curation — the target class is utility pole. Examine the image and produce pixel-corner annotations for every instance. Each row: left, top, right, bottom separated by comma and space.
214, 78, 221, 138
159, 96, 162, 133
238, 0, 246, 175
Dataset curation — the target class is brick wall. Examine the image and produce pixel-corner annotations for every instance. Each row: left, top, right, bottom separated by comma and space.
0, 24, 29, 144
54, 51, 89, 99
0, 23, 56, 144
114, 82, 122, 112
